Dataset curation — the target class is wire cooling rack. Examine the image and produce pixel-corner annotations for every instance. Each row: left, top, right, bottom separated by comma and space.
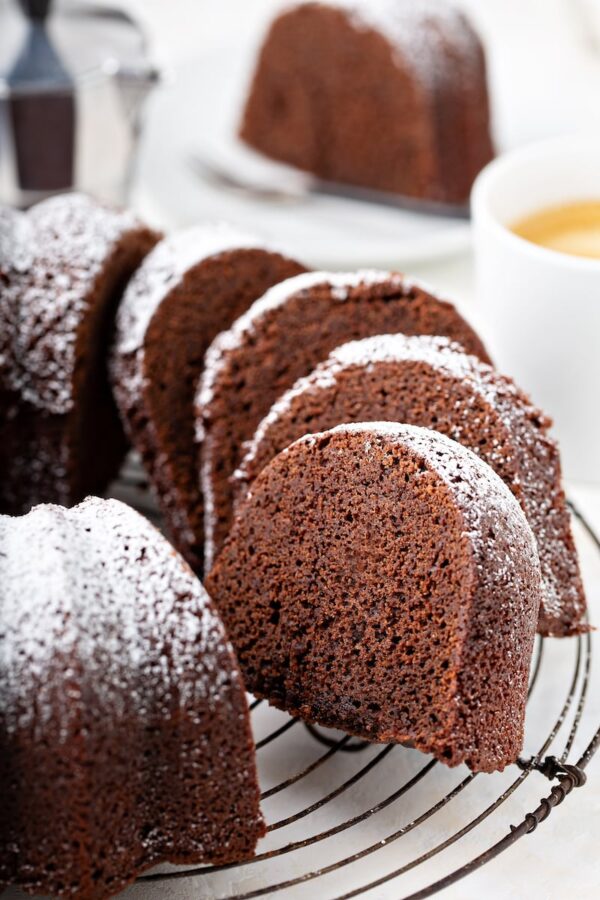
108, 460, 600, 900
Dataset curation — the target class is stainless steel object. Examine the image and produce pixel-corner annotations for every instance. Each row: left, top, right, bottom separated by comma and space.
0, 0, 160, 208
189, 152, 471, 220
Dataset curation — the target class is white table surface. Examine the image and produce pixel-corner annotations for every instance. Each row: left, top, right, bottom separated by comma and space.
34, 2, 600, 898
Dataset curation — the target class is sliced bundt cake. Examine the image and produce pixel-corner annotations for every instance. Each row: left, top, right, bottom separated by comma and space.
240, 0, 494, 203
207, 423, 542, 773
236, 335, 586, 636
111, 224, 305, 572
196, 270, 491, 569
0, 193, 159, 515
0, 497, 264, 900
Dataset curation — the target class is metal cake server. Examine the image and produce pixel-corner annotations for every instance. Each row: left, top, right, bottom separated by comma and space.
189, 151, 471, 219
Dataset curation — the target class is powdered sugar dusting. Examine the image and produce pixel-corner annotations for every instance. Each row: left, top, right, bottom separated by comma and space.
301, 421, 539, 571
198, 270, 469, 571
237, 333, 583, 632
202, 438, 217, 569
337, 0, 482, 90
238, 335, 454, 462
197, 270, 407, 415
110, 224, 298, 570
115, 223, 272, 357
0, 497, 236, 740
197, 269, 410, 567
0, 207, 33, 274
0, 209, 33, 382
0, 193, 148, 415
239, 334, 514, 471
331, 333, 468, 369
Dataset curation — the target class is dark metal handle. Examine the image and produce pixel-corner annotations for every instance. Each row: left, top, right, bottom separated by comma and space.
18, 0, 53, 22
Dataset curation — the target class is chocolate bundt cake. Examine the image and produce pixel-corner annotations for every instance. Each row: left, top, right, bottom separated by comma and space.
111, 224, 304, 572
240, 0, 494, 204
207, 423, 541, 773
0, 497, 264, 900
236, 335, 586, 637
0, 193, 158, 515
197, 270, 491, 568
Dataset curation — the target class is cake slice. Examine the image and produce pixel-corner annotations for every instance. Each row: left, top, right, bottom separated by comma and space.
206, 423, 542, 774
0, 497, 264, 899
196, 270, 491, 569
240, 0, 494, 203
111, 224, 305, 572
0, 193, 159, 515
236, 335, 586, 636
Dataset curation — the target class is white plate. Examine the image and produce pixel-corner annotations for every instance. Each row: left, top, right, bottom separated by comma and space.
132, 49, 472, 269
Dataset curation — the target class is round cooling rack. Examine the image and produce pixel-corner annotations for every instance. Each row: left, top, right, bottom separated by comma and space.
108, 460, 600, 900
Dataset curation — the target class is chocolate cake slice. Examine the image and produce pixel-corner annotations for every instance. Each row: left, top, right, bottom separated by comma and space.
207, 423, 541, 774
111, 224, 305, 572
0, 193, 159, 515
197, 270, 490, 569
240, 0, 494, 203
236, 335, 586, 636
0, 497, 264, 899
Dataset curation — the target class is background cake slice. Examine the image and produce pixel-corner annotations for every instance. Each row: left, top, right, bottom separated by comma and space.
196, 270, 491, 569
236, 334, 586, 636
206, 423, 541, 773
0, 497, 264, 899
0, 193, 158, 515
111, 223, 305, 572
240, 0, 494, 203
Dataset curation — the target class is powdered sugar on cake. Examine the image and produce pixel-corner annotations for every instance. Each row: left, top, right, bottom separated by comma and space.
0, 498, 235, 739
111, 224, 268, 537
238, 334, 527, 480
337, 0, 482, 90
112, 223, 275, 465
115, 223, 273, 358
235, 333, 583, 631
0, 193, 146, 415
0, 208, 33, 274
198, 270, 474, 570
198, 270, 413, 567
197, 270, 413, 415
300, 422, 540, 573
